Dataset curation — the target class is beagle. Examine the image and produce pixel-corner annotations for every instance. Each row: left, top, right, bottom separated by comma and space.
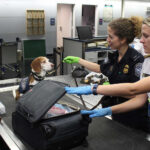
15, 56, 54, 100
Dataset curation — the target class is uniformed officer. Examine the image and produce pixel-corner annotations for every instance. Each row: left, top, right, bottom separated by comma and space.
64, 16, 148, 131
99, 46, 147, 130
65, 17, 150, 133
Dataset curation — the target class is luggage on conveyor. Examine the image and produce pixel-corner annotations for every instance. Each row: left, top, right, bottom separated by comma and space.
12, 80, 91, 150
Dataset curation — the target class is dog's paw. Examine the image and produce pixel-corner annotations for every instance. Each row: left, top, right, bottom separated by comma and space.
0, 101, 6, 115
12, 89, 16, 99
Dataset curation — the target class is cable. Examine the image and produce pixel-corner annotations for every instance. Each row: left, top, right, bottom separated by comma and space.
71, 64, 88, 110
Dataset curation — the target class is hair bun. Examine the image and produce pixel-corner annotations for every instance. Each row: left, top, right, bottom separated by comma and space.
129, 16, 143, 38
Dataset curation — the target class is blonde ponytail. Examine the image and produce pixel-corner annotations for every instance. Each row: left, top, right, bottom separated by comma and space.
129, 16, 143, 38
143, 17, 150, 27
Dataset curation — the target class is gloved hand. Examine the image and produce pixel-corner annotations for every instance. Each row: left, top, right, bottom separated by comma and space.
63, 56, 80, 64
65, 86, 92, 95
81, 107, 112, 118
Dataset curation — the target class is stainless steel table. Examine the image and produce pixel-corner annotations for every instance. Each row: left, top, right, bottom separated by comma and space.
0, 75, 150, 150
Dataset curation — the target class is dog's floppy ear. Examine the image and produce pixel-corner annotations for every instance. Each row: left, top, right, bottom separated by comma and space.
31, 57, 41, 73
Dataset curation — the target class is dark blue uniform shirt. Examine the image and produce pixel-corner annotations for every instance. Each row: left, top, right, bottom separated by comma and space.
100, 47, 148, 132
101, 46, 144, 84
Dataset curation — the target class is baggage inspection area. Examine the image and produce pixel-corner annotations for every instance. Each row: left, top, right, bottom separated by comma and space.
0, 75, 150, 150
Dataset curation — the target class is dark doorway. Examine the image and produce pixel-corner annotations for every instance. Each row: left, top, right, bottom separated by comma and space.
82, 5, 96, 35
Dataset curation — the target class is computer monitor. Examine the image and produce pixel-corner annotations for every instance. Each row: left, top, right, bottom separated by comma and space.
76, 26, 93, 40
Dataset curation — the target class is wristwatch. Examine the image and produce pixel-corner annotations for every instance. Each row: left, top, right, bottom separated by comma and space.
92, 84, 98, 95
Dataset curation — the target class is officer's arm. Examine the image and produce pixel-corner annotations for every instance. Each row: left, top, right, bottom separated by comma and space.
111, 93, 147, 114
78, 58, 101, 73
96, 76, 150, 96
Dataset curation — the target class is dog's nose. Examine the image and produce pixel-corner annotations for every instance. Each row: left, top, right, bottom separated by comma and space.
51, 63, 54, 67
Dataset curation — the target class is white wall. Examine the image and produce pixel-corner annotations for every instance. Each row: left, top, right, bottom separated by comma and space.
0, 0, 150, 54
124, 0, 150, 18
0, 0, 57, 54
98, 0, 121, 35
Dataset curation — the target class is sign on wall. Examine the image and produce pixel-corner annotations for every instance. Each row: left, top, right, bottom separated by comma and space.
103, 4, 113, 22
50, 18, 55, 26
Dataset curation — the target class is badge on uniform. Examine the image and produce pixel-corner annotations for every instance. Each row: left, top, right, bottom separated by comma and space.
134, 63, 143, 77
123, 64, 129, 74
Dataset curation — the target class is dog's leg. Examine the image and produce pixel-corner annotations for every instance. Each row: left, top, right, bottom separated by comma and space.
12, 89, 16, 99
14, 90, 20, 100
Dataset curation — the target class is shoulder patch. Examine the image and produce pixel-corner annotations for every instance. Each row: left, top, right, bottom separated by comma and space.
134, 63, 143, 77
134, 52, 144, 62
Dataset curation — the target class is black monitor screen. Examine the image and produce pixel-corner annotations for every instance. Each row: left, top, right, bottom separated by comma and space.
76, 26, 93, 40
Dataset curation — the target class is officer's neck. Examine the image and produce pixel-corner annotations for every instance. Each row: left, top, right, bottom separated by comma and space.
118, 45, 128, 62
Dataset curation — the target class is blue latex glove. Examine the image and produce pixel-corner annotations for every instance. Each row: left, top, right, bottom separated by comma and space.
65, 86, 92, 95
81, 107, 112, 118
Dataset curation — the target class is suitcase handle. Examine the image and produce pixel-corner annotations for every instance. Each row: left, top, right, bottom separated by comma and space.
41, 123, 56, 138
80, 114, 92, 125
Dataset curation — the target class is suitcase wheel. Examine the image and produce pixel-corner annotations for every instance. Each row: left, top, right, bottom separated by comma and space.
82, 138, 89, 147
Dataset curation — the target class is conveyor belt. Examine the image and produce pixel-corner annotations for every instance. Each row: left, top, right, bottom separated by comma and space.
0, 91, 150, 150
0, 91, 16, 130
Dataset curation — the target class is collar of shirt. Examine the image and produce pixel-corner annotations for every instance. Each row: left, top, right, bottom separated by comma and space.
112, 47, 131, 64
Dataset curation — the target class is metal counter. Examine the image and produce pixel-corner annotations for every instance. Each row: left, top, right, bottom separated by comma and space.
46, 74, 103, 109
0, 75, 150, 150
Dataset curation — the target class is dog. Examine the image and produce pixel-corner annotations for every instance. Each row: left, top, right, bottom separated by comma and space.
15, 56, 54, 100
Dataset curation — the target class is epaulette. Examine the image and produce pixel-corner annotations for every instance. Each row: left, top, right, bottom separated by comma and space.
132, 54, 142, 62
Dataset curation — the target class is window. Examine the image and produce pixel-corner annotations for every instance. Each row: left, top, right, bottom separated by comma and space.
26, 10, 45, 35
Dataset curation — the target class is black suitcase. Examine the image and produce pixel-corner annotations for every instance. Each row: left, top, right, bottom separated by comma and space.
12, 80, 91, 150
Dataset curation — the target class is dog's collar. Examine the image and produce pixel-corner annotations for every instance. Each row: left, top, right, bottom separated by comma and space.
31, 71, 45, 81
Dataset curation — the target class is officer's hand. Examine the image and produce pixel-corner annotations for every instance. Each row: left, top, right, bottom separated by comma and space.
63, 56, 80, 64
81, 107, 112, 118
65, 86, 92, 95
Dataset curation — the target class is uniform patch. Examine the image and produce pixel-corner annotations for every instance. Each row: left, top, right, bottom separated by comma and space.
135, 63, 142, 77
